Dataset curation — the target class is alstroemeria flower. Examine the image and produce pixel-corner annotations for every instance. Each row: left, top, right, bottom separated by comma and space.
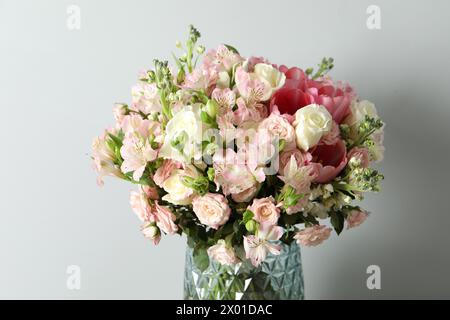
244, 225, 284, 267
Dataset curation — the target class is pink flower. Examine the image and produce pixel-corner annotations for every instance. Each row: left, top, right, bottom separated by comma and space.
346, 209, 369, 229
203, 45, 243, 72
153, 201, 178, 235
92, 130, 122, 186
258, 111, 296, 151
278, 149, 312, 175
113, 103, 128, 124
212, 88, 236, 110
142, 186, 159, 200
153, 159, 182, 188
270, 66, 355, 124
233, 97, 268, 126
207, 240, 239, 266
130, 189, 152, 222
312, 138, 347, 183
294, 225, 332, 247
248, 197, 280, 227
120, 118, 160, 181
320, 121, 340, 146
348, 147, 370, 168
131, 82, 161, 114
244, 225, 284, 267
231, 184, 260, 203
235, 67, 269, 103
192, 193, 231, 230
141, 223, 160, 245
278, 155, 318, 194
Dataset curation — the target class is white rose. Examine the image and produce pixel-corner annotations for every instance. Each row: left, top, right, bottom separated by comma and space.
293, 104, 332, 151
253, 63, 286, 101
161, 165, 199, 205
159, 105, 205, 162
344, 99, 378, 126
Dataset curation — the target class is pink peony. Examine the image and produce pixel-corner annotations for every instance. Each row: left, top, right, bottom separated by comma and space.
312, 138, 347, 183
348, 147, 370, 168
346, 209, 369, 229
153, 201, 178, 235
248, 197, 280, 227
192, 193, 231, 230
294, 225, 332, 247
207, 241, 239, 266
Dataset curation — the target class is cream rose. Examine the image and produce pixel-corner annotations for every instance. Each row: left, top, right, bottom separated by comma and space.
207, 240, 239, 266
253, 63, 286, 101
293, 104, 332, 151
192, 193, 231, 229
159, 105, 205, 162
248, 196, 280, 226
161, 165, 199, 205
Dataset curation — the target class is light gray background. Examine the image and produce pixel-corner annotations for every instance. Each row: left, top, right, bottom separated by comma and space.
1, 0, 449, 299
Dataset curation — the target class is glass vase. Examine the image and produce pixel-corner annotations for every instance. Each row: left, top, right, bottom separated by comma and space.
183, 242, 304, 300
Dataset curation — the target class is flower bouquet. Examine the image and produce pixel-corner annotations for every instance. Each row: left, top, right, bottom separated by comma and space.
92, 26, 384, 300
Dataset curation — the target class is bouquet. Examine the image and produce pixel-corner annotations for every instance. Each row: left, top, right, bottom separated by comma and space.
92, 26, 384, 297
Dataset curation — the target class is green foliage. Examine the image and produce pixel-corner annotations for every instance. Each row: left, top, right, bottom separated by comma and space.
181, 175, 210, 196
307, 57, 334, 79
330, 211, 345, 235
193, 245, 209, 271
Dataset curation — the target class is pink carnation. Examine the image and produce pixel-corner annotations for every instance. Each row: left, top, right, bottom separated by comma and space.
346, 209, 369, 229
294, 225, 332, 247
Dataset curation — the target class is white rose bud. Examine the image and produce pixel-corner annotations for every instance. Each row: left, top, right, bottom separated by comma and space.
293, 104, 332, 151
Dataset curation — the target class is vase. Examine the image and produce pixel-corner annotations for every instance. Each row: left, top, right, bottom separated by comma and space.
183, 241, 304, 300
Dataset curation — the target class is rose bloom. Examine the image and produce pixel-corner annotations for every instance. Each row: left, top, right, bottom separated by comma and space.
192, 193, 231, 229
293, 104, 332, 151
346, 209, 369, 229
248, 197, 280, 226
161, 165, 200, 205
153, 159, 182, 188
141, 223, 160, 245
348, 147, 370, 168
294, 225, 332, 247
207, 240, 239, 266
258, 110, 296, 151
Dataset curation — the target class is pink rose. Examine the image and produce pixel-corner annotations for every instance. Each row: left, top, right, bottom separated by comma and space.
153, 201, 178, 235
346, 209, 369, 229
248, 197, 280, 226
312, 138, 347, 183
207, 241, 239, 266
192, 193, 231, 229
294, 225, 332, 247
278, 149, 312, 175
153, 159, 182, 188
348, 147, 370, 168
258, 111, 296, 151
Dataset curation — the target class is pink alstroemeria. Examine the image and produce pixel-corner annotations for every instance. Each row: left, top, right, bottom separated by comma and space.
244, 225, 284, 267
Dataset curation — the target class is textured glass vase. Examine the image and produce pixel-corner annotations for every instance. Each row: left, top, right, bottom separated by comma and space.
184, 242, 304, 300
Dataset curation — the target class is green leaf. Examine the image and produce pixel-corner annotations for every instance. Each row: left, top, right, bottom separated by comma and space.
330, 211, 345, 235
223, 44, 240, 54
193, 246, 209, 272
242, 210, 254, 224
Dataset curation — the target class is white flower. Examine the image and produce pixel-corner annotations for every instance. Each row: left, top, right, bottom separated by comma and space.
344, 99, 378, 126
293, 104, 332, 151
216, 71, 231, 89
159, 105, 205, 162
253, 63, 286, 101
161, 165, 200, 205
